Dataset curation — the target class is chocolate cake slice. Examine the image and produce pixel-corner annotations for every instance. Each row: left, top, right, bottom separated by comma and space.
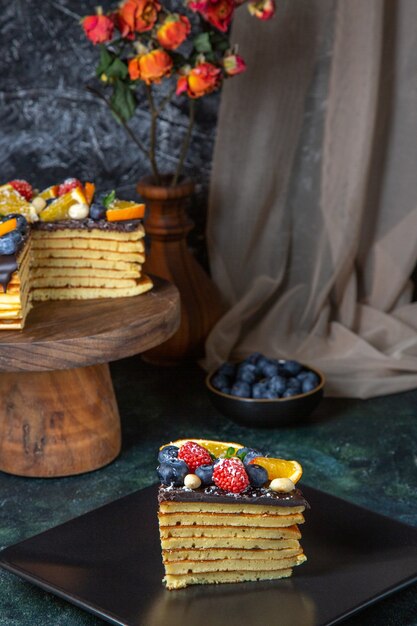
157, 440, 309, 590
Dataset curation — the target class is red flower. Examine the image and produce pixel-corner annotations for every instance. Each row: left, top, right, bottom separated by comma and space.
248, 0, 275, 20
82, 14, 114, 44
128, 49, 173, 84
204, 0, 234, 31
118, 0, 161, 35
156, 14, 191, 50
223, 53, 246, 76
176, 62, 222, 98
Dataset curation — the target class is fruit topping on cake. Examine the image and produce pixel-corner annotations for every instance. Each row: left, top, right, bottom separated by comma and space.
0, 184, 38, 222
9, 179, 34, 202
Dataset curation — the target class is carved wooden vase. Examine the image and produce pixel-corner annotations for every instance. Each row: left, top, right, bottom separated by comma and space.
137, 175, 224, 364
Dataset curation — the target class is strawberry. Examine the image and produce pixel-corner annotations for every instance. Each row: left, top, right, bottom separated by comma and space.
9, 179, 33, 201
178, 441, 212, 472
57, 178, 83, 197
213, 457, 250, 493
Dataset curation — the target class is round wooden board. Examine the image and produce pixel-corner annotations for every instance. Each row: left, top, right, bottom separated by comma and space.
0, 277, 180, 372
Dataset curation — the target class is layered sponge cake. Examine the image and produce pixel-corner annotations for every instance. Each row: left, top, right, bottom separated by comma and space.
0, 178, 152, 328
157, 439, 309, 590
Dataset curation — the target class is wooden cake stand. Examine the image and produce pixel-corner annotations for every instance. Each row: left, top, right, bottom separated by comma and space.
0, 278, 179, 478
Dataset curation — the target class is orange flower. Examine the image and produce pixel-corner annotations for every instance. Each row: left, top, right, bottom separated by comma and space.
248, 0, 275, 20
203, 0, 234, 32
82, 14, 114, 44
118, 0, 161, 35
176, 62, 222, 98
128, 49, 173, 84
156, 14, 191, 50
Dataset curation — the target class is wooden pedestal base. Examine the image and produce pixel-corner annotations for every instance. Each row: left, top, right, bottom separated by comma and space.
0, 364, 121, 478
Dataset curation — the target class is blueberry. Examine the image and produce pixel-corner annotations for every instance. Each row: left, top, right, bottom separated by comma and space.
303, 371, 320, 387
269, 375, 287, 395
158, 445, 179, 463
195, 464, 214, 485
246, 463, 268, 488
296, 370, 310, 381
244, 352, 263, 365
241, 449, 264, 465
0, 232, 21, 255
287, 377, 302, 393
4, 214, 28, 235
211, 373, 231, 392
236, 363, 257, 384
260, 359, 279, 378
230, 381, 251, 398
252, 381, 270, 399
217, 362, 236, 378
282, 360, 302, 377
283, 388, 299, 398
157, 458, 189, 486
302, 378, 318, 394
89, 202, 107, 221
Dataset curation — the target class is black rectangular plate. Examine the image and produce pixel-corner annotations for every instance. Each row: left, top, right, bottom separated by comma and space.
1, 484, 417, 626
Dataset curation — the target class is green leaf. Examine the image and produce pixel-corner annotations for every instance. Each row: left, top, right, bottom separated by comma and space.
210, 32, 230, 53
102, 190, 116, 209
194, 32, 212, 53
96, 46, 113, 78
106, 58, 128, 80
237, 450, 248, 461
225, 447, 236, 458
110, 79, 137, 122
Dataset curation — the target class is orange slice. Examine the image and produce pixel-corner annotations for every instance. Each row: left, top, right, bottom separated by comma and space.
38, 185, 59, 200
249, 457, 303, 484
0, 218, 17, 237
39, 187, 88, 222
161, 439, 244, 458
84, 181, 96, 205
0, 185, 35, 221
106, 200, 145, 222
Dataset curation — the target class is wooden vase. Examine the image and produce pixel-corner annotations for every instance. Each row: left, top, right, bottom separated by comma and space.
137, 175, 224, 364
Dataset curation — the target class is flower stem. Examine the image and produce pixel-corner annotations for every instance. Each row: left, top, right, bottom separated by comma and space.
86, 85, 148, 159
172, 99, 195, 187
145, 84, 161, 184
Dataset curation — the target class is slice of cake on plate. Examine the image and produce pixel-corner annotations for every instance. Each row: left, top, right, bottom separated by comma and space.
157, 439, 309, 590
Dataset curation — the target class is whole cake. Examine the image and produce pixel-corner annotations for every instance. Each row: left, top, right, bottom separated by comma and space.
157, 438, 309, 590
0, 178, 152, 329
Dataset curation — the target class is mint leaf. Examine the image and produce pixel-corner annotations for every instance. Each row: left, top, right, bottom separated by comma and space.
102, 190, 116, 209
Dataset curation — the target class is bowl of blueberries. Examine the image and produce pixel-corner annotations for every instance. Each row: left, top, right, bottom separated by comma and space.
206, 353, 324, 428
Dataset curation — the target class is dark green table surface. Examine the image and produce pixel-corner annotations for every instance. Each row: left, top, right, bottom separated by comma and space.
1, 356, 416, 626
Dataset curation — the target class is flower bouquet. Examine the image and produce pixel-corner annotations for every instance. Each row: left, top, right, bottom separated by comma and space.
82, 0, 275, 186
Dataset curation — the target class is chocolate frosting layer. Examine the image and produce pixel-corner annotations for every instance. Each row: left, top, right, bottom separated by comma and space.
0, 254, 18, 293
158, 485, 309, 509
33, 218, 143, 232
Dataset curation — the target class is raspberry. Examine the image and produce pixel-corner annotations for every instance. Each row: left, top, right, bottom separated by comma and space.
213, 457, 250, 493
57, 178, 83, 196
178, 441, 212, 472
9, 179, 33, 201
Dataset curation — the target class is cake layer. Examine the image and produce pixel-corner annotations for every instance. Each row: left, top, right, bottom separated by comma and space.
31, 275, 153, 300
161, 536, 300, 550
31, 238, 145, 253
32, 276, 142, 289
159, 501, 306, 516
31, 266, 141, 279
164, 553, 306, 575
33, 224, 145, 240
158, 512, 305, 527
159, 524, 301, 539
163, 568, 293, 590
162, 546, 303, 562
32, 257, 142, 272
32, 248, 145, 263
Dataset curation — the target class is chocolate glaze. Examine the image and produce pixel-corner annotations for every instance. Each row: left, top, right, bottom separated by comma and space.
0, 254, 18, 293
158, 485, 310, 509
33, 218, 143, 233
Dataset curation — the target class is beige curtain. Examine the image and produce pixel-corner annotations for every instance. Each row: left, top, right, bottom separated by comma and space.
205, 0, 417, 398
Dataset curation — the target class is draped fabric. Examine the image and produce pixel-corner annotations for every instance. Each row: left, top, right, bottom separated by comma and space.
205, 0, 417, 398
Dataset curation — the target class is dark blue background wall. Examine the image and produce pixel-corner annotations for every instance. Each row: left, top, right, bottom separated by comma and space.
0, 0, 219, 260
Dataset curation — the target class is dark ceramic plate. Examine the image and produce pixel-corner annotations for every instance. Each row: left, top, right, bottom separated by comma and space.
1, 484, 416, 626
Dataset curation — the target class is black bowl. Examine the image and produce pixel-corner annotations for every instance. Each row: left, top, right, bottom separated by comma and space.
206, 363, 325, 428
